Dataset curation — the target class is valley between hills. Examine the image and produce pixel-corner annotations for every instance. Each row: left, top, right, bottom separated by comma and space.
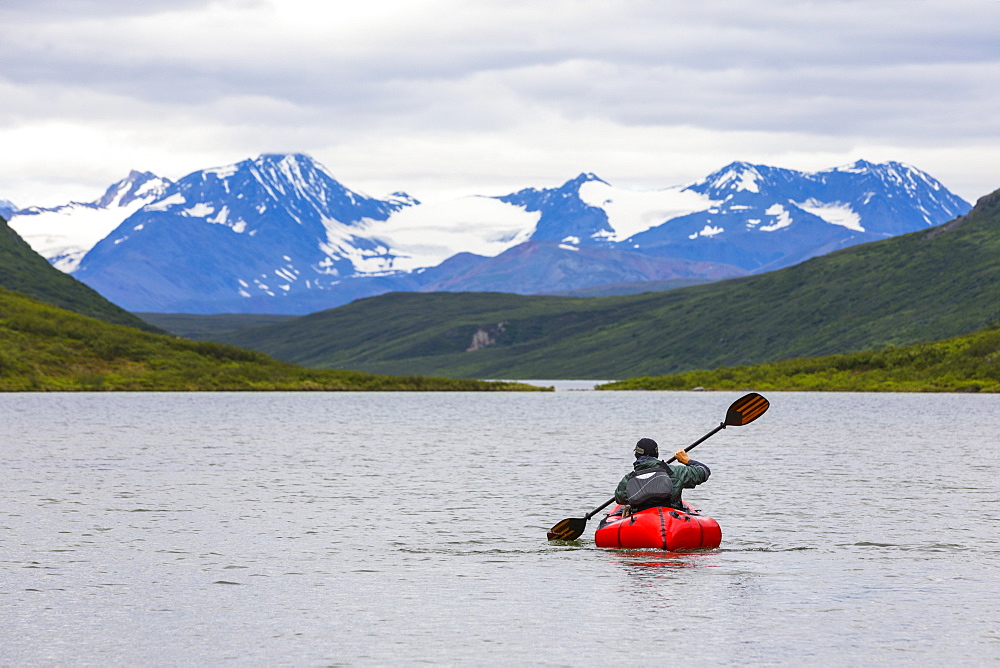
137, 187, 1000, 390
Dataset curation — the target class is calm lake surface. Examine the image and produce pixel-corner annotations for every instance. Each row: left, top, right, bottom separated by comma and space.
1, 391, 998, 665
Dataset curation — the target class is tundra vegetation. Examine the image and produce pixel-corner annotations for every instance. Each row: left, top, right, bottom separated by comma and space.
598, 324, 1000, 393
0, 288, 547, 392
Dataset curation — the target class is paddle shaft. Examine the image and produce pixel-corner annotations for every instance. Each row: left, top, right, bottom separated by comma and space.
580, 421, 727, 520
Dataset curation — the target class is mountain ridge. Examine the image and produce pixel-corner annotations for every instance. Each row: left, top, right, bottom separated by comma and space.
5, 154, 971, 314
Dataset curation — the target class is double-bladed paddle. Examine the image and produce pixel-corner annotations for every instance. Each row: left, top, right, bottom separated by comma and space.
546, 392, 770, 541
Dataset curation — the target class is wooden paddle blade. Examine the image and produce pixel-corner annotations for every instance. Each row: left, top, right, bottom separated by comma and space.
547, 517, 587, 541
725, 392, 769, 426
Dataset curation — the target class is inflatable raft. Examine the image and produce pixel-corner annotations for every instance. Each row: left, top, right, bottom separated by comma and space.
594, 502, 722, 550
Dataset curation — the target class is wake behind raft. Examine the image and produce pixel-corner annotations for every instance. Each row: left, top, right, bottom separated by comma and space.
593, 501, 722, 550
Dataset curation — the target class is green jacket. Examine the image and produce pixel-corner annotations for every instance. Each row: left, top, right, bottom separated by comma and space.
614, 455, 711, 508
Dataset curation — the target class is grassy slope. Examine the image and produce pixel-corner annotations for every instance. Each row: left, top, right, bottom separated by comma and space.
223, 290, 648, 376
220, 189, 1000, 379
543, 277, 716, 297
0, 216, 160, 332
0, 287, 546, 391
135, 312, 298, 340
598, 324, 1000, 392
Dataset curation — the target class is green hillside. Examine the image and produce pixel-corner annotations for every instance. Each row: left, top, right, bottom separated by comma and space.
218, 188, 1000, 379
135, 312, 297, 340
0, 215, 158, 332
0, 287, 545, 391
543, 277, 716, 297
599, 324, 1000, 392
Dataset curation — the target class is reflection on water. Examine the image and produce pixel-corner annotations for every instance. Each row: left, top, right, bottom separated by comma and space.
613, 549, 707, 576
1, 391, 998, 664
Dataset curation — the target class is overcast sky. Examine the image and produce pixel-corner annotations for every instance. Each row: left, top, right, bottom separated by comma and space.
1, 0, 998, 207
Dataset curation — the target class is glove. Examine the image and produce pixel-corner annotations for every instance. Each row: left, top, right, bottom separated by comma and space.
674, 449, 690, 464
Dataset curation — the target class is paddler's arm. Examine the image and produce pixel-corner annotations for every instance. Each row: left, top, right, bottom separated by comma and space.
672, 449, 711, 488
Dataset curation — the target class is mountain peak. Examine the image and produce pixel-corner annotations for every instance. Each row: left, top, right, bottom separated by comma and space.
700, 161, 766, 194
566, 172, 609, 188
96, 170, 172, 209
825, 160, 962, 206
259, 152, 310, 163
253, 152, 327, 176
160, 152, 416, 227
840, 159, 877, 172
831, 159, 917, 177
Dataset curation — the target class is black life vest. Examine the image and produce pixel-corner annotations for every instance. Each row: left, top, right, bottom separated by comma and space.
624, 462, 676, 509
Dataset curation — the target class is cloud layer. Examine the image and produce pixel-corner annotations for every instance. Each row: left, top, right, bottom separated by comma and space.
1, 0, 998, 206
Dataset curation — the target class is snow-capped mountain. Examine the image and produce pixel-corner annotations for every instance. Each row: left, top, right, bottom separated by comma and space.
352, 159, 970, 291
621, 160, 971, 272
20, 153, 970, 314
8, 171, 172, 272
73, 153, 418, 312
498, 173, 619, 245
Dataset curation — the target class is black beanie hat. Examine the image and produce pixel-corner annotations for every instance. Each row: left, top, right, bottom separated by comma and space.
634, 438, 658, 458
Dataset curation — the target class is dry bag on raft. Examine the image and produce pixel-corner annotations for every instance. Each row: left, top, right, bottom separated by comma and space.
624, 463, 675, 507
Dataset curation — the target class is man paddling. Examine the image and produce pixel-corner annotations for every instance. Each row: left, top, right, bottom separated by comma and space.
547, 393, 767, 541
614, 438, 711, 512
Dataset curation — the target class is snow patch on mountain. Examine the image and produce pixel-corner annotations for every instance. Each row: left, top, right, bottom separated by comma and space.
689, 224, 724, 239
577, 180, 718, 241
795, 199, 862, 231
183, 203, 215, 217
146, 193, 185, 211
320, 218, 396, 275
359, 196, 539, 272
760, 204, 793, 232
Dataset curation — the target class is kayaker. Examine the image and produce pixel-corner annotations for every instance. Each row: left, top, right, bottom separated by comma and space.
614, 438, 711, 511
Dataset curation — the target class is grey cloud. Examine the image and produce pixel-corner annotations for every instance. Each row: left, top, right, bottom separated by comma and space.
0, 0, 222, 19
5, 1, 998, 93
2, 0, 999, 204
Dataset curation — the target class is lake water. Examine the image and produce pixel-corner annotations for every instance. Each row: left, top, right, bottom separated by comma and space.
1, 391, 998, 665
